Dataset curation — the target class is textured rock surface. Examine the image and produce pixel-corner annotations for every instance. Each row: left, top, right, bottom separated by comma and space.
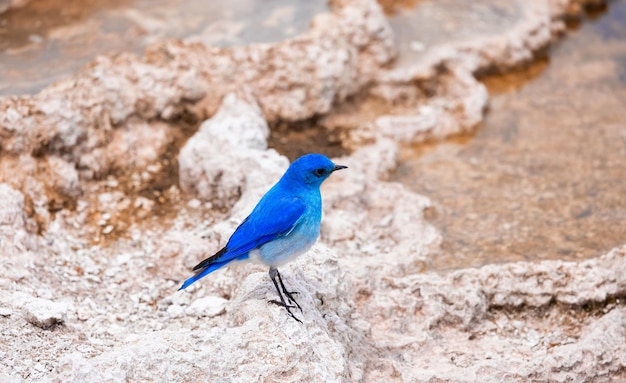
1, 0, 623, 382
178, 94, 287, 209
0, 0, 30, 14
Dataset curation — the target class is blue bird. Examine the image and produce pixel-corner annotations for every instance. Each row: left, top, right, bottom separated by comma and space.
179, 153, 347, 322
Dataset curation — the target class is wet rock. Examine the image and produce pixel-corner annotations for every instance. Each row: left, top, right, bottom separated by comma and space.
373, 65, 488, 142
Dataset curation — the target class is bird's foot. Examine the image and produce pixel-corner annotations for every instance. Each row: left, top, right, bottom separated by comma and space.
282, 291, 302, 312
274, 270, 302, 312
268, 300, 302, 323
268, 299, 297, 309
269, 268, 303, 322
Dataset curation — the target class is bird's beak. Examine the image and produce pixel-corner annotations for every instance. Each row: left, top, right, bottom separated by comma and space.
332, 165, 348, 172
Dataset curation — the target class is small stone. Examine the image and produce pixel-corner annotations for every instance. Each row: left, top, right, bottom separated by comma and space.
134, 197, 154, 210
187, 199, 202, 209
102, 225, 114, 235
0, 307, 13, 317
22, 298, 68, 329
185, 296, 227, 318
29, 34, 44, 44
106, 178, 119, 188
167, 304, 184, 318
76, 306, 92, 321
146, 164, 161, 173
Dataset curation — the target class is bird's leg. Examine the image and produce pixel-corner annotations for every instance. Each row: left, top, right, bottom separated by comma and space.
276, 269, 302, 312
268, 267, 302, 323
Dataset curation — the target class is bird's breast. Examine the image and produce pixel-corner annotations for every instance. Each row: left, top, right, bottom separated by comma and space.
256, 205, 321, 268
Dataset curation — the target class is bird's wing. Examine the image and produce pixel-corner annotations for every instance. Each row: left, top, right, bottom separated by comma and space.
221, 194, 306, 261
180, 194, 306, 290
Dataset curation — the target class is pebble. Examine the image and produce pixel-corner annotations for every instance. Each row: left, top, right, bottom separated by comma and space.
146, 164, 161, 173
166, 304, 184, 318
76, 308, 91, 321
102, 225, 114, 235
134, 197, 154, 210
0, 307, 13, 317
185, 296, 227, 318
22, 298, 68, 329
106, 178, 119, 188
187, 199, 202, 209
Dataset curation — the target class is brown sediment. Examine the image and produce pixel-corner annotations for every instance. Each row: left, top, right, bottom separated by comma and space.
478, 57, 549, 94
376, 0, 421, 14
81, 113, 202, 245
268, 118, 349, 162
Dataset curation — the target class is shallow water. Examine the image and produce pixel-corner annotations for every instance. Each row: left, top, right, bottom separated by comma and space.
393, 0, 626, 269
0, 0, 327, 95
389, 0, 522, 67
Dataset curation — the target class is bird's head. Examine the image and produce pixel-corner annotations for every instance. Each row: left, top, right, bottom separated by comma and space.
284, 154, 347, 188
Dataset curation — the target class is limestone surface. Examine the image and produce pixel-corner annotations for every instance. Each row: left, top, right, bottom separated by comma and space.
0, 0, 623, 382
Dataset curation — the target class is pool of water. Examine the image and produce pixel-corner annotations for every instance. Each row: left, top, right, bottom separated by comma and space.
389, 0, 523, 67
393, 0, 626, 269
0, 0, 327, 95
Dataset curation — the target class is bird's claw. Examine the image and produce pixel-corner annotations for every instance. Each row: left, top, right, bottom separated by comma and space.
268, 300, 302, 323
268, 299, 297, 309
283, 291, 303, 312
269, 268, 304, 321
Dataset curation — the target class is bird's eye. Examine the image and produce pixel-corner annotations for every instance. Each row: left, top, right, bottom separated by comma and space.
314, 168, 325, 177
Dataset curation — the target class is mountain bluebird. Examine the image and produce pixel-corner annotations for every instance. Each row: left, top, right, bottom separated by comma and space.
179, 153, 347, 322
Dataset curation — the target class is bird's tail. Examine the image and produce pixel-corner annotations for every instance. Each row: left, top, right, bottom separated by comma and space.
178, 247, 251, 291
178, 260, 229, 290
